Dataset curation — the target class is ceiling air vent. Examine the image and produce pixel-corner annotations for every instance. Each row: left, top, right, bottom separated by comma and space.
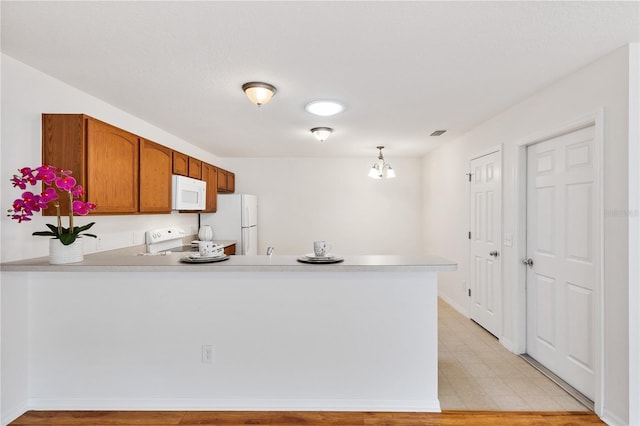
430, 130, 447, 137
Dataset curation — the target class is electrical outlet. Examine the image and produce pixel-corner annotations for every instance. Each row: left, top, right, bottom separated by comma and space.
135, 231, 144, 244
202, 345, 213, 363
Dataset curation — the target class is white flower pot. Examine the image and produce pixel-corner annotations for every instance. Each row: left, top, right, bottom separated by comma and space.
49, 238, 84, 264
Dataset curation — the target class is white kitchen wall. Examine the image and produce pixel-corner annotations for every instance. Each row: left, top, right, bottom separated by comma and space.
0, 54, 222, 263
421, 45, 636, 425
220, 157, 423, 256
628, 43, 640, 426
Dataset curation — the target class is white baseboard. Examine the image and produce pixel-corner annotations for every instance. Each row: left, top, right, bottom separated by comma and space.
499, 337, 515, 353
27, 398, 441, 413
600, 409, 626, 426
438, 294, 468, 317
2, 403, 28, 426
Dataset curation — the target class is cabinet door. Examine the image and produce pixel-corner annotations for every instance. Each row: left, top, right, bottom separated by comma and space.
42, 114, 87, 216
217, 168, 228, 191
172, 151, 188, 176
86, 118, 139, 213
227, 172, 235, 193
188, 157, 202, 179
139, 138, 172, 213
201, 162, 218, 212
216, 168, 235, 193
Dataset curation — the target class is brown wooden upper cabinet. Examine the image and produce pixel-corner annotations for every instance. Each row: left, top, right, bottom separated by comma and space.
139, 138, 172, 213
43, 114, 236, 215
173, 151, 202, 179
227, 172, 235, 193
217, 168, 235, 193
188, 157, 202, 179
201, 162, 218, 212
42, 114, 139, 215
172, 151, 188, 176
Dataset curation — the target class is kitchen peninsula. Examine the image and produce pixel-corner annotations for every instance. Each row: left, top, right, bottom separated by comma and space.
2, 252, 455, 417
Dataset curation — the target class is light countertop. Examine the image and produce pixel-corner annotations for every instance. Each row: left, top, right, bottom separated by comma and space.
1, 245, 456, 273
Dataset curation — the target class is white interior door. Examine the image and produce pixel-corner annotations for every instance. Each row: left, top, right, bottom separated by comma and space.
525, 125, 598, 400
469, 150, 502, 337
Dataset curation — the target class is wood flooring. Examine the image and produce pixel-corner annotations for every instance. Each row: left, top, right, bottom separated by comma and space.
10, 410, 606, 425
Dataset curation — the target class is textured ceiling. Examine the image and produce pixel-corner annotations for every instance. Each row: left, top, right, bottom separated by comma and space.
2, 1, 638, 158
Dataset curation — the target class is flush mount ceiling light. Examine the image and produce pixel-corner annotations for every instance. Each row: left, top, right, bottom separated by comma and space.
310, 127, 333, 142
305, 100, 344, 116
242, 82, 277, 107
368, 146, 396, 179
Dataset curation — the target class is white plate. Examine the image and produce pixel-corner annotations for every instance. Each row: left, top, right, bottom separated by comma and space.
305, 253, 335, 260
188, 252, 225, 260
180, 255, 229, 264
297, 256, 344, 264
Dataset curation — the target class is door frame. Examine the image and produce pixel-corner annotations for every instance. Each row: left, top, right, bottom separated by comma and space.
512, 109, 604, 414
467, 146, 503, 338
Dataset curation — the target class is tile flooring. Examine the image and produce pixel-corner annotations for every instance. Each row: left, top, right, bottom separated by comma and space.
438, 298, 589, 411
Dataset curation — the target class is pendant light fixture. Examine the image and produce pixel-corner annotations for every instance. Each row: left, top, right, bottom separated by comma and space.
310, 127, 333, 142
242, 82, 277, 107
368, 146, 396, 179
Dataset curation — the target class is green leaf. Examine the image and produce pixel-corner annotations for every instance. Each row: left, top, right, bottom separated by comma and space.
45, 223, 60, 235
32, 231, 57, 237
58, 233, 77, 245
81, 233, 98, 239
74, 222, 96, 233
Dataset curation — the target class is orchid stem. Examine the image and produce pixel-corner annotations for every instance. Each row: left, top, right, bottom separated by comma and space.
68, 190, 74, 233
55, 201, 62, 236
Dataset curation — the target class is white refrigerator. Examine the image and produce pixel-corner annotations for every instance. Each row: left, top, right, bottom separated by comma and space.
199, 194, 258, 255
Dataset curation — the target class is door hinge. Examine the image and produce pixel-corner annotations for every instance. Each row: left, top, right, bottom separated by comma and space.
468, 288, 471, 297
468, 231, 471, 239
466, 173, 472, 182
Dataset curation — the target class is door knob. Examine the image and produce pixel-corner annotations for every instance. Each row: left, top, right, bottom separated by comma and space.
489, 250, 499, 257
522, 258, 534, 267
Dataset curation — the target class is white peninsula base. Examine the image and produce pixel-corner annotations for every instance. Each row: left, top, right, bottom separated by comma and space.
2, 255, 454, 423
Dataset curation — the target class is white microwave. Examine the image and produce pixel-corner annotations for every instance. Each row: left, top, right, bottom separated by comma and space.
172, 175, 206, 210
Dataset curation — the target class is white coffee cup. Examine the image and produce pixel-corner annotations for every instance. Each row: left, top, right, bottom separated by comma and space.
313, 241, 332, 257
198, 240, 215, 257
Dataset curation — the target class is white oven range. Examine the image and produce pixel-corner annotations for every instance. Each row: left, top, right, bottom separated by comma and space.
145, 227, 189, 253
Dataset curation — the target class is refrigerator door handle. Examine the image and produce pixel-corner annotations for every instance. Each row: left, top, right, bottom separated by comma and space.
242, 229, 248, 255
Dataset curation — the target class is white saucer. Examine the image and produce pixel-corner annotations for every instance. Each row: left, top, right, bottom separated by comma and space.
189, 252, 225, 259
305, 253, 335, 260
180, 255, 229, 264
297, 255, 344, 264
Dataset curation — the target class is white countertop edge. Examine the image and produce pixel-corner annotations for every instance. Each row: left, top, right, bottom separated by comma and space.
1, 253, 457, 273
0, 264, 457, 273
